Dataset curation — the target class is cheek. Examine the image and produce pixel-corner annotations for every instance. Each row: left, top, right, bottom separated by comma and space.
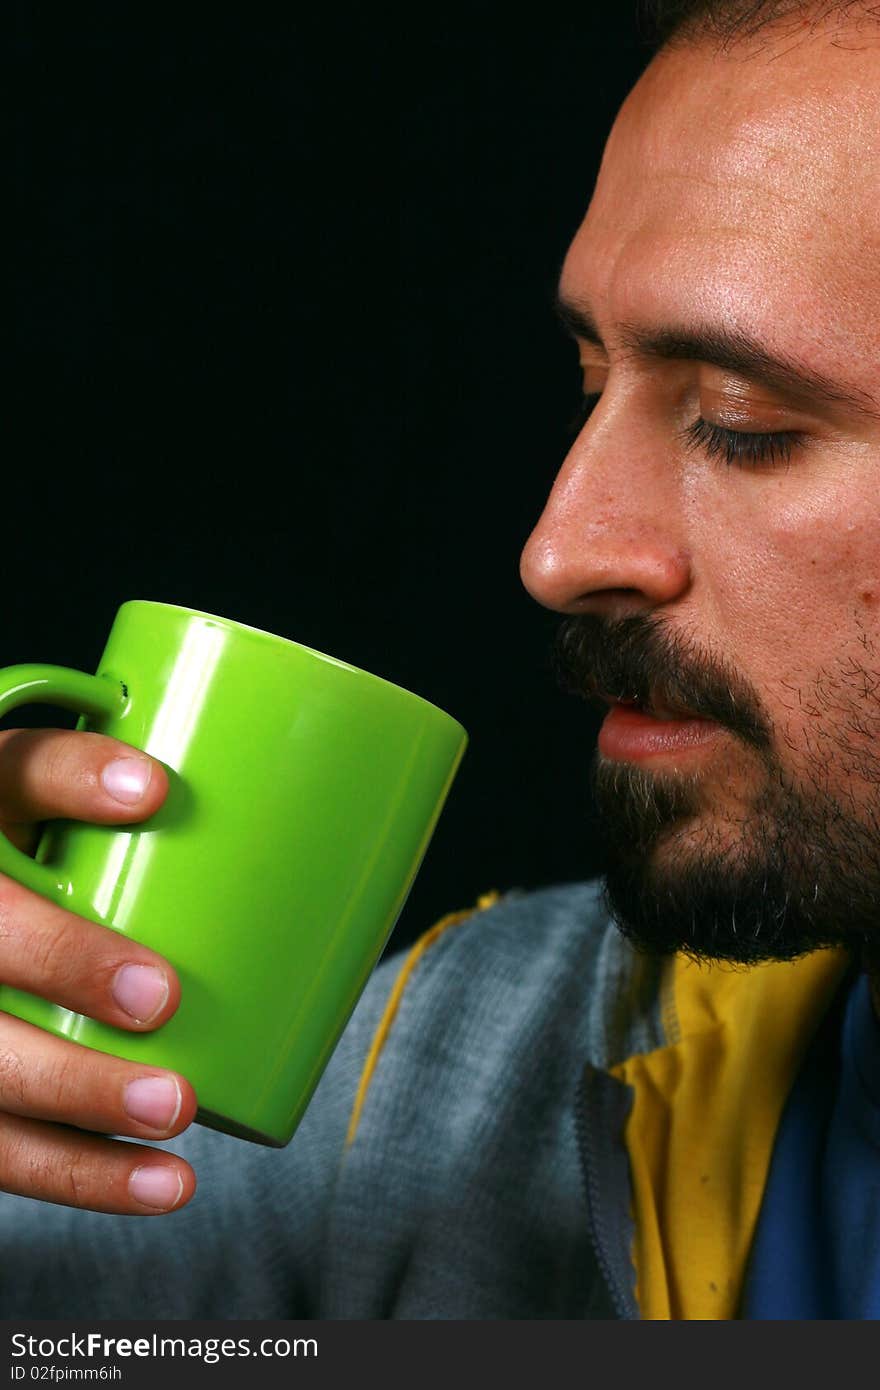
691, 477, 880, 702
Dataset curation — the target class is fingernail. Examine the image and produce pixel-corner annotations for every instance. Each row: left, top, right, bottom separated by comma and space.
112, 963, 169, 1023
124, 1076, 182, 1130
129, 1165, 184, 1211
101, 756, 153, 806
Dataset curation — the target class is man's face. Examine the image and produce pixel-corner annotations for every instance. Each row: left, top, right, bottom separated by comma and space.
519, 28, 880, 961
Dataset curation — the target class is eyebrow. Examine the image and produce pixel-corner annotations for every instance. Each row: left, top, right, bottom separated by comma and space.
554, 294, 880, 422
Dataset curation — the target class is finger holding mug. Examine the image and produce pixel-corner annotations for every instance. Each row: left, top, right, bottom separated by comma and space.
0, 727, 196, 1212
0, 602, 467, 1148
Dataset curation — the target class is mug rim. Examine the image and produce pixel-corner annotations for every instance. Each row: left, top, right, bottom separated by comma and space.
120, 599, 467, 735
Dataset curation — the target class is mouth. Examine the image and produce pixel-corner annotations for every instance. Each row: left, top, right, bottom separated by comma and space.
597, 693, 722, 762
611, 693, 709, 722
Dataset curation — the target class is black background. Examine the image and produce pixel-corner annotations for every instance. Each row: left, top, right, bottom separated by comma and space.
11, 10, 654, 954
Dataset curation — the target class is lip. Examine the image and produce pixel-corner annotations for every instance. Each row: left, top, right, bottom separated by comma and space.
598, 700, 724, 762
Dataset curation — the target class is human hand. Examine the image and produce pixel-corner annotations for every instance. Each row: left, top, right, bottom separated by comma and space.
0, 729, 197, 1214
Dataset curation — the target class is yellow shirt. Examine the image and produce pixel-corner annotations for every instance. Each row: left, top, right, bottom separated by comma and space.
612, 947, 851, 1318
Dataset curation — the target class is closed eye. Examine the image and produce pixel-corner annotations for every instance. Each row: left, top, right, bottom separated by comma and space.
682, 416, 803, 467
567, 394, 804, 468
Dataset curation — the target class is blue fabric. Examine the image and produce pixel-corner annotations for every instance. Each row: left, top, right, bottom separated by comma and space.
741, 968, 880, 1319
0, 880, 645, 1320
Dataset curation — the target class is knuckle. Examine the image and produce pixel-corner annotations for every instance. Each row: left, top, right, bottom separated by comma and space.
26, 1150, 51, 1190
0, 1118, 68, 1204
0, 885, 21, 948
66, 1158, 92, 1208
49, 1044, 95, 1110
25, 1142, 83, 1205
28, 918, 79, 991
0, 1122, 24, 1176
0, 879, 138, 1011
0, 877, 52, 955
0, 1045, 26, 1106
0, 728, 29, 788
0, 1122, 119, 1211
42, 732, 96, 797
0, 1128, 41, 1192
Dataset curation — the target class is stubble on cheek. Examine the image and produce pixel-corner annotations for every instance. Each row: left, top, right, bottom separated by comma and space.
772, 612, 880, 807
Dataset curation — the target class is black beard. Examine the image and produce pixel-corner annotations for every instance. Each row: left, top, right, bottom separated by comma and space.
553, 612, 880, 965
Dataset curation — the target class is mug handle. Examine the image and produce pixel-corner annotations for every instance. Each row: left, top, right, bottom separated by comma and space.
0, 664, 127, 899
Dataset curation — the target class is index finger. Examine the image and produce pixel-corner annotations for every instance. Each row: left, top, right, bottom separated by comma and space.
0, 729, 169, 831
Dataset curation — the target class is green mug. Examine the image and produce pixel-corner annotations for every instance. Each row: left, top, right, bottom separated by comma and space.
0, 600, 467, 1146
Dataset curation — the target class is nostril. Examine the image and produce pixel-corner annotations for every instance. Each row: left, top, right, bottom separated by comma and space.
520, 503, 692, 614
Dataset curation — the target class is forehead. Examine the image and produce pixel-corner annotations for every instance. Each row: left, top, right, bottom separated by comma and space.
562, 36, 880, 370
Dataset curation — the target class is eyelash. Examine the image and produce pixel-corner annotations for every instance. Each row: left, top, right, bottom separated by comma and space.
682, 416, 801, 468
569, 393, 803, 468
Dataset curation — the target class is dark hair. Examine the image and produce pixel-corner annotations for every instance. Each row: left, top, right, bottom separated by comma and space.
641, 0, 878, 47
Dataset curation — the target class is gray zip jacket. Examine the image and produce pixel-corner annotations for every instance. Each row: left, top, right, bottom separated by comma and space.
0, 879, 651, 1319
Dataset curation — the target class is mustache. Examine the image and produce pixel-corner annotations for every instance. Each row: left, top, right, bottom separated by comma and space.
550, 613, 772, 753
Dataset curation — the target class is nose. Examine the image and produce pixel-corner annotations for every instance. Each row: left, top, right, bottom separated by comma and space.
519, 405, 692, 618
